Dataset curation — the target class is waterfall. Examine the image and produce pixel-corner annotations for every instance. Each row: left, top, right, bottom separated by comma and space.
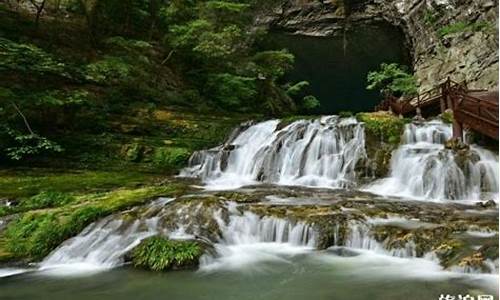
341, 221, 417, 258
40, 217, 158, 273
181, 116, 366, 190
39, 198, 174, 274
364, 120, 499, 201
218, 211, 316, 247
200, 210, 317, 271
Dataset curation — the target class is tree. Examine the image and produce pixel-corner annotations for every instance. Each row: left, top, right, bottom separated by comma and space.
366, 63, 418, 97
28, 0, 47, 26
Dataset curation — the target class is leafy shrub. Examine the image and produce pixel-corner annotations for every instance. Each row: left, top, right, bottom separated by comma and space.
22, 191, 74, 209
85, 57, 132, 84
252, 50, 294, 80
152, 147, 191, 170
206, 73, 257, 109
4, 129, 63, 161
339, 111, 354, 118
131, 236, 202, 271
286, 81, 310, 97
357, 112, 406, 144
367, 63, 418, 97
301, 95, 320, 111
0, 38, 71, 78
440, 110, 454, 124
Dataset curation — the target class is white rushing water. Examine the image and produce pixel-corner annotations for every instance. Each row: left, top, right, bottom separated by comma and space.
201, 210, 317, 272
181, 116, 366, 190
364, 120, 499, 202
38, 198, 175, 275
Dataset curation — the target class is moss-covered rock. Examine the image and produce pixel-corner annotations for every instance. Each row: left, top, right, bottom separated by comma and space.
355, 112, 404, 179
440, 110, 454, 124
357, 112, 406, 145
130, 236, 203, 271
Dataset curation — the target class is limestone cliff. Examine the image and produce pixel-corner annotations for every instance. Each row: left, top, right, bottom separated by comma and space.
259, 0, 498, 91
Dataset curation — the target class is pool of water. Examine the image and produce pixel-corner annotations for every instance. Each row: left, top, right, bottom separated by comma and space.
263, 23, 411, 114
1, 248, 497, 300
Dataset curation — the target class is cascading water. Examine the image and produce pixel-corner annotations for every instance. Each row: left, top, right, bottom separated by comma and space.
364, 120, 499, 201
40, 217, 158, 273
200, 210, 317, 271
39, 198, 175, 274
181, 116, 366, 190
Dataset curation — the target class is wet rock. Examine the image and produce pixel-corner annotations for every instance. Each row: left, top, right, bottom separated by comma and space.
476, 200, 497, 209
444, 138, 469, 151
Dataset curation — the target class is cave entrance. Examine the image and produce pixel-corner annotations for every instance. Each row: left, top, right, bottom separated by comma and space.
264, 22, 411, 114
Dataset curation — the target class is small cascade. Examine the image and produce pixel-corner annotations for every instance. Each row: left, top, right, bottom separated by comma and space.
219, 211, 316, 247
181, 116, 366, 190
341, 221, 417, 258
200, 210, 317, 271
39, 198, 174, 273
40, 217, 158, 272
365, 120, 499, 201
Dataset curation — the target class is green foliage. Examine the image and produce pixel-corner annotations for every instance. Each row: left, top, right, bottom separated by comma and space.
367, 63, 418, 97
65, 206, 107, 236
301, 95, 320, 111
207, 73, 257, 109
3, 213, 66, 260
31, 89, 90, 107
4, 129, 63, 161
339, 111, 354, 118
131, 236, 202, 271
104, 37, 153, 52
437, 21, 493, 38
22, 191, 75, 209
0, 38, 71, 78
152, 147, 191, 170
0, 169, 159, 199
2, 205, 106, 260
286, 81, 310, 97
357, 112, 406, 144
423, 9, 440, 26
170, 20, 243, 60
440, 110, 454, 124
85, 57, 132, 84
252, 50, 295, 80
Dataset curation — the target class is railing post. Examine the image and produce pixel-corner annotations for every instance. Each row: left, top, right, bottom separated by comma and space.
442, 79, 452, 111
453, 120, 463, 141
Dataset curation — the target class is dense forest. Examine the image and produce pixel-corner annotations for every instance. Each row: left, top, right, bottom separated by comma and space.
0, 0, 324, 168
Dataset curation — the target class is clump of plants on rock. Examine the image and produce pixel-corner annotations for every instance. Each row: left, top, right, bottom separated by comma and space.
131, 236, 203, 271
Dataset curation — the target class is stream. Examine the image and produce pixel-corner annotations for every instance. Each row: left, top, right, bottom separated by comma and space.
0, 116, 498, 299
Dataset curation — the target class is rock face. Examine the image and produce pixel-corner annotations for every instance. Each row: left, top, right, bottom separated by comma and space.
259, 0, 499, 91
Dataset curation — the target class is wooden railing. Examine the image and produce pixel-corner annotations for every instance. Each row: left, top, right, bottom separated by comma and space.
374, 78, 499, 140
452, 91, 499, 139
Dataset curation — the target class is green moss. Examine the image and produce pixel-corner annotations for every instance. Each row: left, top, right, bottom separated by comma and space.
338, 111, 354, 118
438, 21, 493, 38
0, 183, 185, 262
152, 147, 191, 171
21, 191, 74, 209
440, 110, 454, 124
0, 169, 159, 199
3, 213, 65, 260
357, 112, 406, 144
131, 236, 202, 271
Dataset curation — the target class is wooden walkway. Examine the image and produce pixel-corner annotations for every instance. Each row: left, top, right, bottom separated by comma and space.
375, 79, 499, 141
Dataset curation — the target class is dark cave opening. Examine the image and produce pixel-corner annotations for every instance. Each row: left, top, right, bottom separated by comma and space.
264, 22, 412, 114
